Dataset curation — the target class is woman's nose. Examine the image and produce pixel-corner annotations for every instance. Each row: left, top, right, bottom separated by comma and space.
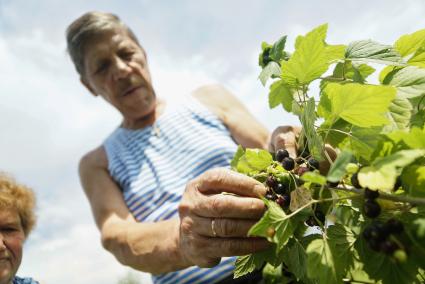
112, 57, 131, 80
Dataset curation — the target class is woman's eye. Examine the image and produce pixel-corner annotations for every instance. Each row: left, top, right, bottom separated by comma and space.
120, 51, 133, 60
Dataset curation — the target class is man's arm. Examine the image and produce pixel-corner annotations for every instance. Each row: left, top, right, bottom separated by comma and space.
79, 147, 269, 274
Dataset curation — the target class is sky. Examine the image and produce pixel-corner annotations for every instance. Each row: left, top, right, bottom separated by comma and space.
0, 0, 424, 283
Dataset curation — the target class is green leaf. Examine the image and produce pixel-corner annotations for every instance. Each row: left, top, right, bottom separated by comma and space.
270, 35, 287, 62
281, 24, 330, 87
325, 44, 346, 62
268, 80, 293, 112
289, 187, 313, 212
248, 199, 295, 250
358, 149, 425, 191
300, 97, 323, 160
295, 24, 328, 49
317, 91, 332, 120
235, 148, 273, 175
411, 109, 425, 128
384, 66, 425, 99
355, 236, 419, 284
230, 145, 245, 170
306, 225, 355, 284
394, 28, 425, 57
234, 246, 277, 278
324, 83, 396, 127
259, 62, 281, 86
301, 171, 327, 186
402, 126, 425, 149
345, 40, 404, 66
332, 61, 375, 83
384, 98, 412, 131
402, 165, 425, 197
262, 263, 283, 283
327, 151, 353, 183
283, 240, 308, 281
340, 126, 384, 162
408, 46, 425, 68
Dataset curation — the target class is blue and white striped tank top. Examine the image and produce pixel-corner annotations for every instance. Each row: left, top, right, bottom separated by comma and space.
103, 95, 238, 284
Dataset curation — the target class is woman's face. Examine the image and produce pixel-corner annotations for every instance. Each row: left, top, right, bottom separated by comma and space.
0, 209, 24, 284
81, 28, 157, 123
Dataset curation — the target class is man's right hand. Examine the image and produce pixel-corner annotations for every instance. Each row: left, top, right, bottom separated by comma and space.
178, 168, 270, 268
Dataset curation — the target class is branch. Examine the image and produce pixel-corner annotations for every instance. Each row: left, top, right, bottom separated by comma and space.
329, 185, 425, 206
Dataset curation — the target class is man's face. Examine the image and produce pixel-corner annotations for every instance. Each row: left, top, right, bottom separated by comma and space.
0, 209, 24, 284
82, 28, 156, 121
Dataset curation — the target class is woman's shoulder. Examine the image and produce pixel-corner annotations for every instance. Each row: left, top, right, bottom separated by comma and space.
79, 146, 108, 173
13, 276, 40, 284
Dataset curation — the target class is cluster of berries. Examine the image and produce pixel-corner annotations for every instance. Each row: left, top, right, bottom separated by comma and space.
265, 149, 324, 227
362, 219, 407, 261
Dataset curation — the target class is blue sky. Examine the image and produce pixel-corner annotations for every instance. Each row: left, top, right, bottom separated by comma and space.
0, 1, 424, 283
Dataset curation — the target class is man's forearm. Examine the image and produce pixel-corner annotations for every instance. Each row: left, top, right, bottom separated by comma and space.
101, 218, 191, 274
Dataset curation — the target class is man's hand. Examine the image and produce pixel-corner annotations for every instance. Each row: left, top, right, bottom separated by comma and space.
178, 168, 270, 268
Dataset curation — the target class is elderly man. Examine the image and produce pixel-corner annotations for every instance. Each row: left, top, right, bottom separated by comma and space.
0, 174, 39, 284
66, 11, 298, 284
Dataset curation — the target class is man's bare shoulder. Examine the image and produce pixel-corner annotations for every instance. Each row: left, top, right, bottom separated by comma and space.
79, 146, 108, 174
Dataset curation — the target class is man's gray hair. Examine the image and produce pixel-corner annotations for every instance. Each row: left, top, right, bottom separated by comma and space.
66, 11, 140, 76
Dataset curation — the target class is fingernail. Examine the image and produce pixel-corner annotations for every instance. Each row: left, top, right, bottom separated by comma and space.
254, 184, 267, 196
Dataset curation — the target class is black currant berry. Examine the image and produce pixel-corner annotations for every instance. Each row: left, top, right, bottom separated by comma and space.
275, 183, 287, 195
262, 48, 272, 66
363, 199, 381, 218
367, 222, 388, 242
265, 193, 277, 201
275, 149, 289, 162
266, 176, 278, 189
386, 218, 404, 234
296, 166, 309, 177
368, 239, 381, 252
362, 226, 373, 240
364, 188, 379, 200
276, 194, 291, 208
307, 158, 320, 171
351, 173, 361, 188
282, 157, 295, 171
380, 240, 399, 255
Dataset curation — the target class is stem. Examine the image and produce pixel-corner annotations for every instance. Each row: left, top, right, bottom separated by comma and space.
331, 185, 425, 206
417, 94, 425, 112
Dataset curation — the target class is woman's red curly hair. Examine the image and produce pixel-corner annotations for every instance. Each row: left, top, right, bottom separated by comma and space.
0, 173, 37, 237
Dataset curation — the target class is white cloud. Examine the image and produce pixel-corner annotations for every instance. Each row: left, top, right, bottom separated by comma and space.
0, 1, 424, 283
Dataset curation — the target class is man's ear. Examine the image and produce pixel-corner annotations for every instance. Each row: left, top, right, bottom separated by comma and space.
80, 77, 98, 97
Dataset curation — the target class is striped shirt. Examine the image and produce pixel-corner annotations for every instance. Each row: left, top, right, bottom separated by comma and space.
103, 96, 238, 284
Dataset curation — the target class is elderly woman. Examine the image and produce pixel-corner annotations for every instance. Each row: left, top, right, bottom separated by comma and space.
0, 174, 38, 284
67, 11, 299, 284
